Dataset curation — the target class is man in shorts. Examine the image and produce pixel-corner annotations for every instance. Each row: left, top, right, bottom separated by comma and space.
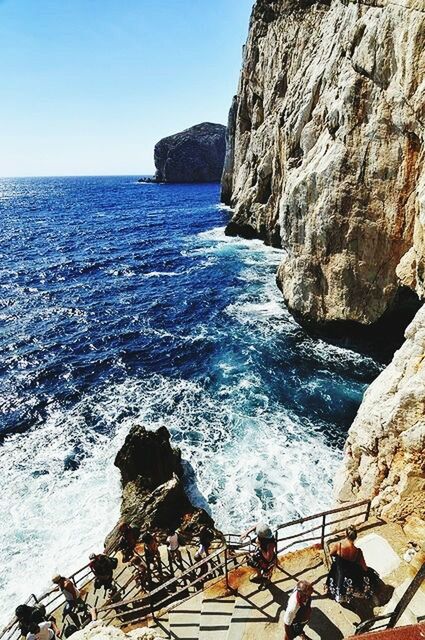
284, 580, 313, 640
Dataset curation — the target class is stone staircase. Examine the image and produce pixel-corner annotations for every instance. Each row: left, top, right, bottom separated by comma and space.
3, 503, 424, 640
143, 519, 425, 640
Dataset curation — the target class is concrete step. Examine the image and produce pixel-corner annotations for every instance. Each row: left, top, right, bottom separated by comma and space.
147, 612, 171, 638
168, 592, 203, 640
381, 577, 425, 628
226, 577, 281, 640
198, 594, 235, 640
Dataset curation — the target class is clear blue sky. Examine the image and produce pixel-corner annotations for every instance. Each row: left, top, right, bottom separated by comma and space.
0, 0, 253, 177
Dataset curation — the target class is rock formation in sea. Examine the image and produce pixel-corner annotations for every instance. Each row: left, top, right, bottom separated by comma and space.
143, 122, 226, 184
222, 0, 425, 327
335, 305, 425, 529
105, 425, 214, 549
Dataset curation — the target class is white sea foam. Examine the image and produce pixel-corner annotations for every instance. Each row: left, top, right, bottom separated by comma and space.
0, 372, 341, 625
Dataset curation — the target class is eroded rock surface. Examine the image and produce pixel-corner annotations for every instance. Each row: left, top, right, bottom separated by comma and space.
71, 622, 164, 640
335, 305, 425, 526
105, 426, 213, 548
222, 0, 425, 325
153, 122, 226, 183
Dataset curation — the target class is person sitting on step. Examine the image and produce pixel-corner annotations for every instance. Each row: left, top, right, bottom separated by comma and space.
284, 580, 313, 640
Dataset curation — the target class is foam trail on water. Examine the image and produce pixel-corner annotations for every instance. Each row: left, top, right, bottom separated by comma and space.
0, 372, 340, 625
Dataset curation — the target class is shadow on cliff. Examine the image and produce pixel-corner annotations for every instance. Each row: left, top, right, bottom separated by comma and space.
289, 287, 422, 364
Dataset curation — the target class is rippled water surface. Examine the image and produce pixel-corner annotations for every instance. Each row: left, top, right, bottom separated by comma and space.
0, 176, 381, 621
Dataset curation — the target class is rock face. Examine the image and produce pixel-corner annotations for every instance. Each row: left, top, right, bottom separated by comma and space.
105, 426, 213, 548
335, 305, 425, 526
222, 0, 425, 326
153, 122, 226, 183
71, 621, 164, 640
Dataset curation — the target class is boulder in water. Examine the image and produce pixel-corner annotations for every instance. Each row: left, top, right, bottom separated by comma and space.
105, 425, 214, 549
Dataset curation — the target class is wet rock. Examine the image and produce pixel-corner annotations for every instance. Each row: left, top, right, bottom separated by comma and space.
153, 122, 226, 183
105, 426, 214, 549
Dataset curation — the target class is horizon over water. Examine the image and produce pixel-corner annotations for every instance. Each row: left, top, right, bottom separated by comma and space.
0, 176, 381, 623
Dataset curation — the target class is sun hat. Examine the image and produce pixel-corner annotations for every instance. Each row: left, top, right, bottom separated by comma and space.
255, 522, 273, 539
52, 574, 62, 583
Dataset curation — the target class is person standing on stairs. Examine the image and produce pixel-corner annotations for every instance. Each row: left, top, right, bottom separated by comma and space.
284, 580, 313, 640
51, 575, 86, 629
242, 522, 277, 587
166, 528, 183, 569
325, 525, 374, 603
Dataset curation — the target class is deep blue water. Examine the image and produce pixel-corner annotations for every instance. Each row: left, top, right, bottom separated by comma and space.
0, 176, 381, 618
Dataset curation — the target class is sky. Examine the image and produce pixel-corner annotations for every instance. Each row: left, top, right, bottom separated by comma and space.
0, 0, 253, 177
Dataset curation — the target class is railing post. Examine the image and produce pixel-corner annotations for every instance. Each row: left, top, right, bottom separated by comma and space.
388, 561, 425, 628
321, 514, 326, 548
150, 592, 155, 621
224, 547, 229, 590
365, 500, 371, 522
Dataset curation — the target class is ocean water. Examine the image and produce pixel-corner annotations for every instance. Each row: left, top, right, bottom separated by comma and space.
0, 176, 381, 622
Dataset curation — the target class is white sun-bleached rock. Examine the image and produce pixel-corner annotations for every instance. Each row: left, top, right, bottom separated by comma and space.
70, 622, 165, 640
335, 305, 425, 525
222, 0, 425, 325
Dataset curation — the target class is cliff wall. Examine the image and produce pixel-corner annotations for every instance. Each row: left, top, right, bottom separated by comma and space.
335, 305, 425, 528
223, 0, 425, 528
222, 0, 425, 325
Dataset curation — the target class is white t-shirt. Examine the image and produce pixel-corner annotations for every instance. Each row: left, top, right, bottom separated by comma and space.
27, 621, 54, 640
283, 590, 301, 626
167, 533, 179, 551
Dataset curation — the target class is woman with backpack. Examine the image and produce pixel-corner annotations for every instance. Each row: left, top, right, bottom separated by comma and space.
325, 525, 375, 603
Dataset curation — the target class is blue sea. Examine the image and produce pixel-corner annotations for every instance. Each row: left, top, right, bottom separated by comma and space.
0, 176, 381, 621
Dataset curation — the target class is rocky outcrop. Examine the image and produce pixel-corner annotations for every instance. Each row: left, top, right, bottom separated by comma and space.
105, 426, 213, 548
222, 0, 425, 326
335, 305, 425, 526
71, 622, 164, 640
152, 122, 226, 183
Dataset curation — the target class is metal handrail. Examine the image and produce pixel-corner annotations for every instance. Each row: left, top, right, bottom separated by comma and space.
355, 561, 425, 635
1, 499, 371, 638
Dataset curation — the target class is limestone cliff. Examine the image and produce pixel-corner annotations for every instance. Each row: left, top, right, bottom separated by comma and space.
222, 0, 425, 325
153, 122, 226, 183
335, 305, 425, 527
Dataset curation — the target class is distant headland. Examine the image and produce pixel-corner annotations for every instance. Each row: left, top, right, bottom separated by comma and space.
138, 122, 226, 184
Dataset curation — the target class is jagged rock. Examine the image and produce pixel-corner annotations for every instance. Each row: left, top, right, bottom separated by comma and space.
335, 304, 425, 527
105, 426, 214, 548
222, 0, 425, 325
70, 621, 165, 640
153, 122, 226, 183
115, 425, 182, 487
